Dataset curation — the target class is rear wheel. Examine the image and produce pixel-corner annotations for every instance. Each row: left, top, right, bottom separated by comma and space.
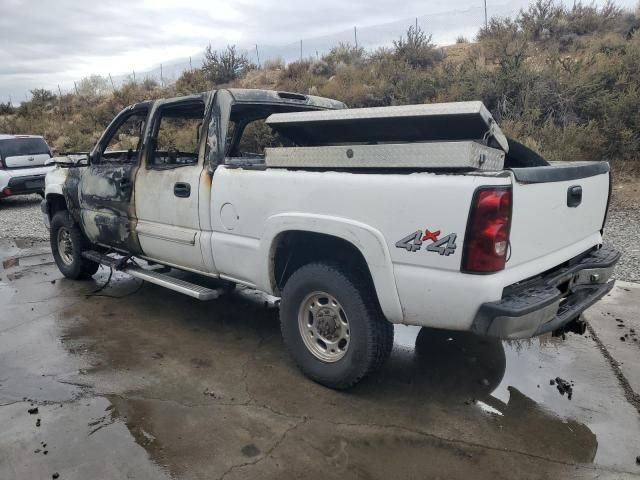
50, 211, 99, 279
280, 262, 393, 389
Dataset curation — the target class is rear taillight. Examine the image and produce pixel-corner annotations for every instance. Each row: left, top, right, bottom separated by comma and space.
462, 186, 512, 273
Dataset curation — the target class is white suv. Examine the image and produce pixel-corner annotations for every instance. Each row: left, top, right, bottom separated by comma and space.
0, 134, 54, 199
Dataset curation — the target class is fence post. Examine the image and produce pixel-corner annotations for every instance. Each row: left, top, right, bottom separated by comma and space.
484, 0, 488, 30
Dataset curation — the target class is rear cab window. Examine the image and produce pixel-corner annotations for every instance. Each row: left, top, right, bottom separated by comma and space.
0, 137, 50, 159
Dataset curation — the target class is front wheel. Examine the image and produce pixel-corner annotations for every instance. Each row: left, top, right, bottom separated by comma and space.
50, 211, 99, 279
280, 262, 394, 389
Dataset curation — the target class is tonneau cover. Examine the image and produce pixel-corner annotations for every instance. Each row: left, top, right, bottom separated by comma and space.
266, 101, 509, 152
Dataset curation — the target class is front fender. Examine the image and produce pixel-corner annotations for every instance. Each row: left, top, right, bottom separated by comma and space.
258, 213, 404, 323
44, 167, 68, 197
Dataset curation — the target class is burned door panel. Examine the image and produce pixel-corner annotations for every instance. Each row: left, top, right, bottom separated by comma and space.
78, 162, 141, 252
76, 103, 151, 254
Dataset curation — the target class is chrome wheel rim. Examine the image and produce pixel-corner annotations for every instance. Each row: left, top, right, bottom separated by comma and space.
57, 227, 74, 265
298, 291, 350, 362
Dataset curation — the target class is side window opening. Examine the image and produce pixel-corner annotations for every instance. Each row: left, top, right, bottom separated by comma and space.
150, 102, 205, 168
227, 119, 295, 158
101, 110, 148, 163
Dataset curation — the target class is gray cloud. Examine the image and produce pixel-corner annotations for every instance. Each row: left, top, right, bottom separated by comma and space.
0, 0, 636, 102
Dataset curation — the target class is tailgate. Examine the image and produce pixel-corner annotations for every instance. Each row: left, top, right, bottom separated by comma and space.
507, 162, 610, 269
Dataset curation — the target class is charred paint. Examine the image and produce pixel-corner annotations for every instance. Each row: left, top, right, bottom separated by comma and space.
77, 162, 143, 253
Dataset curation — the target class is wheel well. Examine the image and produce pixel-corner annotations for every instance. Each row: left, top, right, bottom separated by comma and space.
46, 194, 67, 219
272, 231, 375, 295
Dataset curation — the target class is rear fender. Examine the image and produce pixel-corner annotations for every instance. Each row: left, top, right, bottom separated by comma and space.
259, 213, 404, 323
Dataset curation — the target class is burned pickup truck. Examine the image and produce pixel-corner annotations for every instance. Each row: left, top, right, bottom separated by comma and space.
42, 88, 619, 388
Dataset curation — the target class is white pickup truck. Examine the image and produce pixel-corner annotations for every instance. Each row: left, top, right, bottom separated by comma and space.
42, 89, 619, 388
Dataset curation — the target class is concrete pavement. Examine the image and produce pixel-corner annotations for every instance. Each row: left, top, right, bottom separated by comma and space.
1, 239, 639, 479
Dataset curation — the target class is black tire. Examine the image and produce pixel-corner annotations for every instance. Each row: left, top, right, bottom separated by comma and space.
280, 262, 394, 389
50, 210, 99, 279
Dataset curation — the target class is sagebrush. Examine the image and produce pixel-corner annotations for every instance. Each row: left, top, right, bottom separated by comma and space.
1, 0, 638, 172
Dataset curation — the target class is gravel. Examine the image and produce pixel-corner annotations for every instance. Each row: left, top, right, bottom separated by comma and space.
604, 206, 640, 283
1, 192, 638, 282
0, 194, 48, 246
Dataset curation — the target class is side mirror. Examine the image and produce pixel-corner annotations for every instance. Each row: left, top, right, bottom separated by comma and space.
76, 154, 89, 166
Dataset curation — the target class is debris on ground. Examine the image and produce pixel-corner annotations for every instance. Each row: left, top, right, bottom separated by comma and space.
36, 418, 41, 427
52, 473, 59, 479
27, 407, 38, 414
621, 337, 626, 341
636, 455, 640, 465
553, 377, 574, 400
203, 387, 217, 398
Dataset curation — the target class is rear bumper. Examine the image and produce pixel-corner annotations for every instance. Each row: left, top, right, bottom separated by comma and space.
0, 167, 53, 197
471, 245, 620, 339
3, 174, 46, 196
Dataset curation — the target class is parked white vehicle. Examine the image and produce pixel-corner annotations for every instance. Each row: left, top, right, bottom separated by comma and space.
42, 89, 619, 388
0, 134, 53, 199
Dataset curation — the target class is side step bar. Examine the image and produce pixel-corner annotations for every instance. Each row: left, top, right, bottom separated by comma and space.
82, 251, 221, 301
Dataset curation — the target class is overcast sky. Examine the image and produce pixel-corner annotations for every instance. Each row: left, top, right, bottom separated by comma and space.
0, 0, 637, 102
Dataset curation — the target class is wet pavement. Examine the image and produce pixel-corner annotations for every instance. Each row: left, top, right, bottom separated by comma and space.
1, 239, 640, 479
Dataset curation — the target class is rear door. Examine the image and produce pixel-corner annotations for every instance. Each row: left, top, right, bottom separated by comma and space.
133, 95, 214, 272
0, 137, 51, 168
76, 104, 149, 253
507, 162, 610, 269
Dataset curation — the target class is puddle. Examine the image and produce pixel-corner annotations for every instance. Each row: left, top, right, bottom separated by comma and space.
393, 324, 639, 469
2, 260, 639, 477
0, 397, 170, 479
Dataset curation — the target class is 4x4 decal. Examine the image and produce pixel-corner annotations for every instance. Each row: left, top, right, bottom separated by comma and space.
395, 229, 457, 256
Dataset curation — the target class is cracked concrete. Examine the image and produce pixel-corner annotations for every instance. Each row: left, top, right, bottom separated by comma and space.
1, 239, 640, 479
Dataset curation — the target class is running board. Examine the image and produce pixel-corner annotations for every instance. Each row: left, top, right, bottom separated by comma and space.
82, 251, 221, 301
126, 267, 220, 300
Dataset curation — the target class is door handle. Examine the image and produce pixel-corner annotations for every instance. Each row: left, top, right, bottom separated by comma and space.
174, 182, 191, 198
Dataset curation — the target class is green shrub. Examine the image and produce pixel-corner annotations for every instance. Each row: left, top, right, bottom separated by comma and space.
393, 25, 443, 68
203, 45, 255, 85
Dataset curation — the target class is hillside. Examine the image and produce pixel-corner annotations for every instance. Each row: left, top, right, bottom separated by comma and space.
1, 0, 639, 172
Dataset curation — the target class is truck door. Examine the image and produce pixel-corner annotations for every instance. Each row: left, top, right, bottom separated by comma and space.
77, 104, 149, 253
133, 95, 215, 272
